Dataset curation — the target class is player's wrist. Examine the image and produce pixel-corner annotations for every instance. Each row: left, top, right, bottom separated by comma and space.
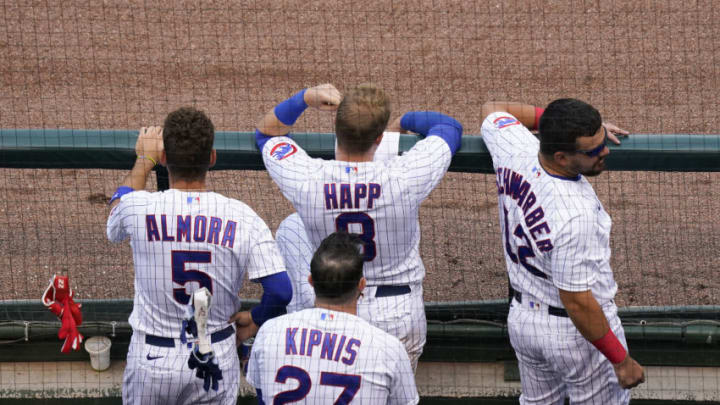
274, 89, 308, 126
591, 328, 627, 364
137, 155, 157, 166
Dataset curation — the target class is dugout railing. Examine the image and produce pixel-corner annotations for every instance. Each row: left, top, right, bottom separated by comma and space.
1, 129, 720, 368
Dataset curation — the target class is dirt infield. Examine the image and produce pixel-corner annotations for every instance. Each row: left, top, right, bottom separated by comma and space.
1, 1, 718, 306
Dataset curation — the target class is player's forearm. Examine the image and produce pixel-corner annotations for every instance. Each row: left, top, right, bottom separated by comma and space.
256, 89, 309, 137
481, 102, 540, 129
121, 157, 156, 190
399, 111, 461, 136
559, 289, 610, 340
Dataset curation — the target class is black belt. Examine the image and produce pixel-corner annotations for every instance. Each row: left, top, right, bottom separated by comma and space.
375, 285, 411, 297
513, 291, 569, 318
145, 325, 235, 347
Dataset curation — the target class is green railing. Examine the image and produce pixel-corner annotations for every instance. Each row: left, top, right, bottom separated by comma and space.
2, 129, 720, 366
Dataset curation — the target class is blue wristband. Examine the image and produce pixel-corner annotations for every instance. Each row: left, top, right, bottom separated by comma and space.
109, 186, 134, 204
274, 89, 308, 126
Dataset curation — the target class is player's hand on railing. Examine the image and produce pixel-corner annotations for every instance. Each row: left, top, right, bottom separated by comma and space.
613, 354, 645, 389
603, 122, 629, 145
304, 84, 342, 111
229, 310, 259, 345
135, 126, 164, 164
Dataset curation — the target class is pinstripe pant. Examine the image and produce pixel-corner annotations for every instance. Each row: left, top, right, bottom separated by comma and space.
508, 298, 630, 405
122, 331, 240, 405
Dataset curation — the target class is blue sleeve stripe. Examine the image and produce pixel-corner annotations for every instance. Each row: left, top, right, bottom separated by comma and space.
250, 271, 292, 326
255, 129, 273, 151
256, 129, 293, 152
428, 124, 462, 155
109, 186, 133, 204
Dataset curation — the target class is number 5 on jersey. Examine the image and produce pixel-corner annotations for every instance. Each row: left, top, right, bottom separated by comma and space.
171, 250, 213, 304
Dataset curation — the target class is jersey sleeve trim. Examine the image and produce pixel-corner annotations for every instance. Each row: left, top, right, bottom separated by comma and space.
256, 129, 294, 152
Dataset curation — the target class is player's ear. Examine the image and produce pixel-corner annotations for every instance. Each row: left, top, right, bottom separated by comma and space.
307, 275, 314, 287
553, 150, 570, 167
209, 149, 217, 168
374, 133, 384, 145
358, 277, 366, 291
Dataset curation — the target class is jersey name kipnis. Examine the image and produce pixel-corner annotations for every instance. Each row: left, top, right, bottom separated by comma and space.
496, 167, 553, 252
324, 183, 381, 210
285, 327, 360, 366
145, 214, 237, 248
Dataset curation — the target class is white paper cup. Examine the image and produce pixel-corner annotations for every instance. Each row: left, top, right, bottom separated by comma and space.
84, 336, 112, 371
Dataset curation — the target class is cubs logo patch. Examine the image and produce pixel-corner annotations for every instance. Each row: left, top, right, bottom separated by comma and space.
493, 116, 521, 129
270, 142, 297, 160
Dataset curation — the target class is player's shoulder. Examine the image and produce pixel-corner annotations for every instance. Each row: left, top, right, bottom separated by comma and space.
262, 136, 302, 161
541, 178, 601, 227
208, 192, 266, 220
482, 111, 521, 130
117, 190, 155, 206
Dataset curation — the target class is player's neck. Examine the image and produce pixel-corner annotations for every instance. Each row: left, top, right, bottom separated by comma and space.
335, 145, 379, 163
314, 301, 357, 316
169, 176, 208, 192
538, 153, 578, 179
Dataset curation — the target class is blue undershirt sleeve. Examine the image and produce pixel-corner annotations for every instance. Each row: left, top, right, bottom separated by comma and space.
250, 271, 293, 326
400, 111, 463, 155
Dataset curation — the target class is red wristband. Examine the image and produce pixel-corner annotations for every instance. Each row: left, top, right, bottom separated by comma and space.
591, 329, 627, 364
533, 107, 544, 130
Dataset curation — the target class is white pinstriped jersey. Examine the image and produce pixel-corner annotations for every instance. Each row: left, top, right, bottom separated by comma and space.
482, 112, 617, 308
107, 189, 286, 337
262, 135, 452, 285
247, 308, 419, 405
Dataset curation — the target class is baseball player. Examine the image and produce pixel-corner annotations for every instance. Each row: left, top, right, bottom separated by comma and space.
255, 83, 463, 370
247, 232, 419, 404
107, 107, 292, 404
480, 99, 645, 404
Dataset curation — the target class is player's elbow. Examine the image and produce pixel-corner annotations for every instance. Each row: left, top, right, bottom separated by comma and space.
481, 101, 508, 121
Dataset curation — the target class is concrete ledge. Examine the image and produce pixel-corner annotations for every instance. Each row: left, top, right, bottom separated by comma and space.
1, 360, 718, 402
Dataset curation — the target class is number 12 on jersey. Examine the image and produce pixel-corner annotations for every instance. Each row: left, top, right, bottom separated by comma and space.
335, 212, 376, 261
502, 206, 548, 279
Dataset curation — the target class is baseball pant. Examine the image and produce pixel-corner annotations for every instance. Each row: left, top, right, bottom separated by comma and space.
122, 329, 240, 405
508, 294, 630, 405
357, 283, 426, 372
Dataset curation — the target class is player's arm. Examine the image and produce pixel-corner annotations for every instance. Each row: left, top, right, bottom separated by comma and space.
481, 101, 629, 144
559, 289, 645, 389
481, 102, 541, 130
230, 272, 292, 343
393, 111, 463, 155
108, 126, 163, 210
255, 83, 342, 150
229, 217, 292, 342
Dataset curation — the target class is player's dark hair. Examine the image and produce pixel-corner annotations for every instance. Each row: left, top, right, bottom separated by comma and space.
538, 98, 602, 156
335, 84, 391, 155
163, 107, 214, 181
310, 232, 365, 305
